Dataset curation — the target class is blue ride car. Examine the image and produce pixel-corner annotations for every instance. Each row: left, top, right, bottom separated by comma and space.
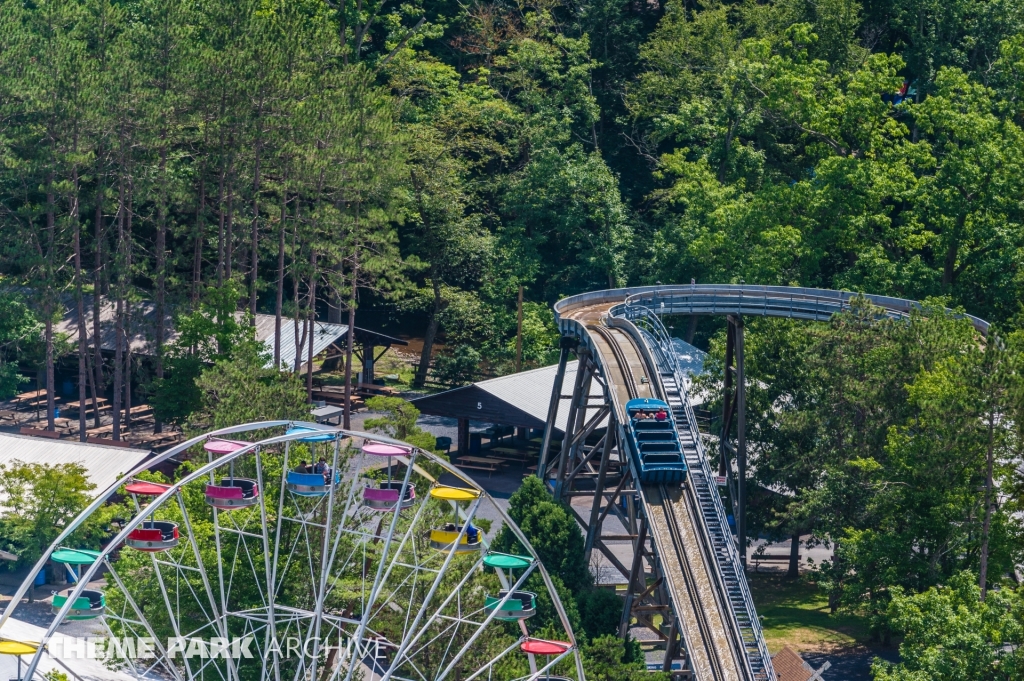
624, 397, 687, 484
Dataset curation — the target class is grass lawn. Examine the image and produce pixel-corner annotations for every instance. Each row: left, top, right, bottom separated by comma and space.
748, 572, 872, 654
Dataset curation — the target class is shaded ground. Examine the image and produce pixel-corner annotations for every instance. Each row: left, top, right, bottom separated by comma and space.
748, 572, 899, 681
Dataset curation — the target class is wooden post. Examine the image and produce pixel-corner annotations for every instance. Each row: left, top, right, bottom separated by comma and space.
457, 418, 469, 457
515, 284, 523, 372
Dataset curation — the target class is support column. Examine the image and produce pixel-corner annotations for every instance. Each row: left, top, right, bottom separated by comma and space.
552, 352, 590, 490
719, 323, 735, 477
619, 519, 648, 638
537, 337, 575, 481
733, 315, 747, 570
556, 363, 593, 498
583, 426, 616, 563
457, 418, 469, 458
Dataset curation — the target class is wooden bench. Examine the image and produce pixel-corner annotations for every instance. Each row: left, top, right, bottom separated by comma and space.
752, 553, 800, 571
455, 456, 505, 477
19, 427, 61, 439
86, 436, 133, 448
356, 382, 399, 397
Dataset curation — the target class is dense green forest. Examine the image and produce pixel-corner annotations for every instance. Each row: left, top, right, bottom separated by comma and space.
4, 0, 1024, 403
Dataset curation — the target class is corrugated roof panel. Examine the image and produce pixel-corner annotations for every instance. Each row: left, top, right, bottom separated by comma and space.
473, 361, 607, 432
257, 317, 348, 370
0, 433, 151, 503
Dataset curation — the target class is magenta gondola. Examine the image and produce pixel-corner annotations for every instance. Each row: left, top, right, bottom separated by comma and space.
363, 481, 416, 510
205, 478, 259, 509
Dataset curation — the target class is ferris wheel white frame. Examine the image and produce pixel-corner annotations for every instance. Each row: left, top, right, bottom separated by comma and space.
0, 421, 586, 681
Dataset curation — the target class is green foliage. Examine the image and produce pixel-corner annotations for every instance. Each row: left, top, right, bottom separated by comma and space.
0, 461, 118, 567
701, 300, 1024, 636
583, 635, 664, 681
363, 396, 438, 452
0, 288, 39, 399
432, 344, 482, 387
872, 572, 1024, 681
150, 354, 204, 426
188, 340, 309, 433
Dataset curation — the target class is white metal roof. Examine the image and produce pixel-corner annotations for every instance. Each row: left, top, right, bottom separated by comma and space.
252, 314, 348, 370
472, 361, 608, 432
0, 434, 150, 503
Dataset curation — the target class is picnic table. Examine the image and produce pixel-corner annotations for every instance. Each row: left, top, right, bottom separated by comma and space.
10, 389, 46, 405
488, 447, 533, 466
62, 397, 111, 414
456, 456, 508, 477
130, 431, 181, 449
356, 382, 399, 397
311, 405, 344, 425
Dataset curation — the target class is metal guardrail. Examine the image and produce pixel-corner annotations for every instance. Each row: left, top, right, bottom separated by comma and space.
613, 302, 776, 681
622, 284, 989, 335
553, 284, 989, 336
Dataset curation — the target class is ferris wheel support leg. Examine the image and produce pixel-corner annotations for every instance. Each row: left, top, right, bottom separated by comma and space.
337, 462, 442, 681
459, 638, 528, 681
308, 438, 357, 681
177, 491, 241, 681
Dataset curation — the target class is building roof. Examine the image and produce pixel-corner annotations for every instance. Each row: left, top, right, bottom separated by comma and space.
0, 433, 151, 504
0, 616, 135, 681
771, 646, 814, 681
411, 361, 607, 432
54, 295, 168, 355
253, 315, 348, 370
53, 297, 400, 371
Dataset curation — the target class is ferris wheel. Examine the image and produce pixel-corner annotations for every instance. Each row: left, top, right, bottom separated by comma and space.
0, 421, 584, 681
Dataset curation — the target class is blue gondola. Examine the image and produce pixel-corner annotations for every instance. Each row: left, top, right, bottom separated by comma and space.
624, 398, 687, 484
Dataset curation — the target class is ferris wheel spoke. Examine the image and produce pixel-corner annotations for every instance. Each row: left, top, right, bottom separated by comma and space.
178, 492, 227, 635
104, 558, 190, 681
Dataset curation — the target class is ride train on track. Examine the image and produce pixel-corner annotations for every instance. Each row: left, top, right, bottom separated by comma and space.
624, 398, 687, 483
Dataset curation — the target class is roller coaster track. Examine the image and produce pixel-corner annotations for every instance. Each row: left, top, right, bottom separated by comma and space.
550, 284, 993, 680
562, 303, 753, 680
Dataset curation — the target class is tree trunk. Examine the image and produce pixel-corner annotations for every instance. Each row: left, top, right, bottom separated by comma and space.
787, 533, 800, 579
343, 248, 358, 430
193, 171, 206, 304
275, 189, 287, 367
250, 111, 264, 319
72, 164, 87, 441
414, 277, 444, 389
979, 412, 995, 601
112, 174, 125, 441
45, 316, 55, 432
92, 190, 104, 428
307, 251, 317, 399
124, 188, 133, 433
515, 284, 524, 372
216, 137, 226, 286
45, 181, 56, 432
226, 167, 234, 279
155, 141, 167, 433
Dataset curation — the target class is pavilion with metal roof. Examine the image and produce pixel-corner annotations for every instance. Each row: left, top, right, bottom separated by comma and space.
410, 361, 606, 453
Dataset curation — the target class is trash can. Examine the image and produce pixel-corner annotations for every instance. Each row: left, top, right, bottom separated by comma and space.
469, 433, 482, 455
34, 570, 46, 587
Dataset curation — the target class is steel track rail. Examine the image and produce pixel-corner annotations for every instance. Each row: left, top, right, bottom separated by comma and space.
582, 318, 740, 679
652, 484, 727, 680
